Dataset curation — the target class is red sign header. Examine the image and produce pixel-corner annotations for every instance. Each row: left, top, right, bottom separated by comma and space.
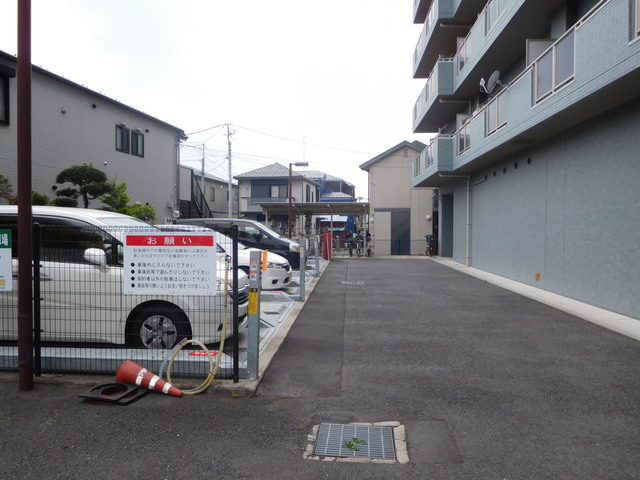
126, 235, 214, 247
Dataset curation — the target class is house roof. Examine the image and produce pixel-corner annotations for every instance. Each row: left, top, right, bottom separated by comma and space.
258, 202, 370, 216
303, 170, 354, 186
0, 50, 187, 140
234, 163, 321, 186
359, 140, 427, 171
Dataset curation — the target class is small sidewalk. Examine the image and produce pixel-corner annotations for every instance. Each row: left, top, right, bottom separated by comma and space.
431, 256, 640, 342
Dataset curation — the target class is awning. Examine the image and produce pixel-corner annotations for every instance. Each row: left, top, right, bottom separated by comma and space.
258, 202, 370, 216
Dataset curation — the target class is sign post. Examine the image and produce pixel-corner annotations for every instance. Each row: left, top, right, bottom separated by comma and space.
246, 250, 262, 381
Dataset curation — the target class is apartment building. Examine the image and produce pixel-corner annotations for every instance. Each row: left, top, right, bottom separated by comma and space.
0, 51, 186, 222
411, 0, 640, 318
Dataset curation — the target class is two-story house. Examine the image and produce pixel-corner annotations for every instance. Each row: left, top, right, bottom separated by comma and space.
178, 165, 238, 219
360, 140, 433, 255
0, 50, 185, 222
234, 163, 321, 234
411, 0, 640, 318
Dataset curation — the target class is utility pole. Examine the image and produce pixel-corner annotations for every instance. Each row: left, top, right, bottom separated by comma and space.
226, 123, 233, 218
201, 143, 205, 198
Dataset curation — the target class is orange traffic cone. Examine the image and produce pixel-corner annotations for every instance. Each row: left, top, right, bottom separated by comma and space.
116, 360, 183, 397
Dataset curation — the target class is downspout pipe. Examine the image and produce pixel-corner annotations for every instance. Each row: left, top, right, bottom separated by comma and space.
439, 173, 471, 266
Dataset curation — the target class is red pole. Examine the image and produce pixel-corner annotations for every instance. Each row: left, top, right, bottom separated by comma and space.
17, 0, 33, 391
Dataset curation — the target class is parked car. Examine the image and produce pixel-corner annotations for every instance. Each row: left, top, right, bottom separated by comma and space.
0, 206, 249, 349
157, 225, 292, 290
176, 217, 302, 269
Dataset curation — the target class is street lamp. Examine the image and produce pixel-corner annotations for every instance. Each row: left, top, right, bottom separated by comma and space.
288, 161, 309, 237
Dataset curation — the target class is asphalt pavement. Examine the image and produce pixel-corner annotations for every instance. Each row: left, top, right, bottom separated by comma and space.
1, 256, 639, 479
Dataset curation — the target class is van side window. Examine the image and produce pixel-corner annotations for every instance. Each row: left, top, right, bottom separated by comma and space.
39, 221, 104, 264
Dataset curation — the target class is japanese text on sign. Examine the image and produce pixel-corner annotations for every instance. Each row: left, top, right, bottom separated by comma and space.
123, 233, 217, 296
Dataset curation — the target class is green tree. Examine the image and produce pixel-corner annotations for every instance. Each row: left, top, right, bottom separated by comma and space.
31, 191, 51, 205
101, 181, 130, 211
0, 174, 13, 203
122, 203, 156, 223
54, 163, 114, 208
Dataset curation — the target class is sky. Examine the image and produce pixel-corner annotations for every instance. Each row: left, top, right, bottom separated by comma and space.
0, 0, 431, 200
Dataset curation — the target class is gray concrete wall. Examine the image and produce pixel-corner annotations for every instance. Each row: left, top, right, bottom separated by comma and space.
468, 99, 640, 318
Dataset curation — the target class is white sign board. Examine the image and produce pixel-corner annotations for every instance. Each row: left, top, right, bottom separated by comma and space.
0, 230, 12, 291
123, 232, 217, 296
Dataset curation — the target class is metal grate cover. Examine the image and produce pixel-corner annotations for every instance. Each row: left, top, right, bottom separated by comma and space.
314, 423, 396, 460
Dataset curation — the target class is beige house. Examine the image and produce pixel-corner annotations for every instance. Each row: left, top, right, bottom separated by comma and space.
360, 141, 434, 255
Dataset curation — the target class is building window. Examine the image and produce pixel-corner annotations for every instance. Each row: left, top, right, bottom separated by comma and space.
131, 131, 144, 157
305, 185, 311, 202
534, 30, 575, 103
115, 125, 130, 153
0, 64, 15, 125
0, 76, 7, 124
635, 0, 640, 38
270, 185, 287, 199
209, 186, 215, 202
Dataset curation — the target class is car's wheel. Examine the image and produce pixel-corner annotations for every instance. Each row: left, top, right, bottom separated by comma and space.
127, 307, 190, 349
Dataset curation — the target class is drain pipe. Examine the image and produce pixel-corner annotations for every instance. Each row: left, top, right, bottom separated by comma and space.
439, 173, 471, 266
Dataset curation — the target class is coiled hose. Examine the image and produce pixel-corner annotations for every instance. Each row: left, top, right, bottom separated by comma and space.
159, 257, 231, 395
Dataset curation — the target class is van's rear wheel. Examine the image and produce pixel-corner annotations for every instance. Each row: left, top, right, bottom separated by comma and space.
127, 307, 190, 349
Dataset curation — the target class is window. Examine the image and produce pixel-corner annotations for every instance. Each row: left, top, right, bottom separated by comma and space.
305, 185, 311, 202
0, 64, 15, 125
270, 185, 287, 199
0, 76, 7, 124
534, 30, 575, 102
209, 187, 215, 202
635, 0, 640, 37
115, 125, 130, 153
131, 131, 144, 157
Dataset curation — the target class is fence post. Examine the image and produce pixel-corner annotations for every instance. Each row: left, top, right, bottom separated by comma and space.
297, 245, 306, 301
246, 250, 261, 381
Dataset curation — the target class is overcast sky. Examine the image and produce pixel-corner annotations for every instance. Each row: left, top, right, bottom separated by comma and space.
1, 0, 430, 199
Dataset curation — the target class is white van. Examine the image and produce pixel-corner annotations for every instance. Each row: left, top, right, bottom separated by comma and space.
0, 206, 248, 349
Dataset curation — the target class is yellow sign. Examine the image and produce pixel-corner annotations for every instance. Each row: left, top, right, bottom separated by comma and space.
248, 289, 259, 315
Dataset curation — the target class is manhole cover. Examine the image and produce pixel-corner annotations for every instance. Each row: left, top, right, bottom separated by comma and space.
314, 423, 396, 460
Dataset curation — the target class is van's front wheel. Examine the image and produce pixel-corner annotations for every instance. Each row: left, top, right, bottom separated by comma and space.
127, 307, 190, 349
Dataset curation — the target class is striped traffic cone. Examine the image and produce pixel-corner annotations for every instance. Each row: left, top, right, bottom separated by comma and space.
115, 360, 183, 397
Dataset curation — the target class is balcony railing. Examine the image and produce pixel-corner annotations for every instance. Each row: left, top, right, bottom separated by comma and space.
533, 29, 575, 103
455, 0, 513, 74
247, 196, 289, 206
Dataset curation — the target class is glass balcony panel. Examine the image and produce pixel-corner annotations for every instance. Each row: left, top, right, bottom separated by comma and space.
555, 31, 575, 86
535, 51, 553, 100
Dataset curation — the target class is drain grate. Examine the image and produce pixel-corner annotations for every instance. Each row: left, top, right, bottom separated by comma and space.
341, 281, 365, 285
314, 423, 396, 460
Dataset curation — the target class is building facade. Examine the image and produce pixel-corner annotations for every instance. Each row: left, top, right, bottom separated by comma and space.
360, 141, 433, 256
0, 51, 185, 222
234, 163, 321, 234
178, 166, 238, 219
411, 0, 640, 318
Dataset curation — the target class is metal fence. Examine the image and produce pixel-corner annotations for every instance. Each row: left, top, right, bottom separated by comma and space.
0, 222, 247, 380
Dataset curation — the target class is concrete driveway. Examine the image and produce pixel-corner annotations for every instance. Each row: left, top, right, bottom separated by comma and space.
1, 257, 639, 479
